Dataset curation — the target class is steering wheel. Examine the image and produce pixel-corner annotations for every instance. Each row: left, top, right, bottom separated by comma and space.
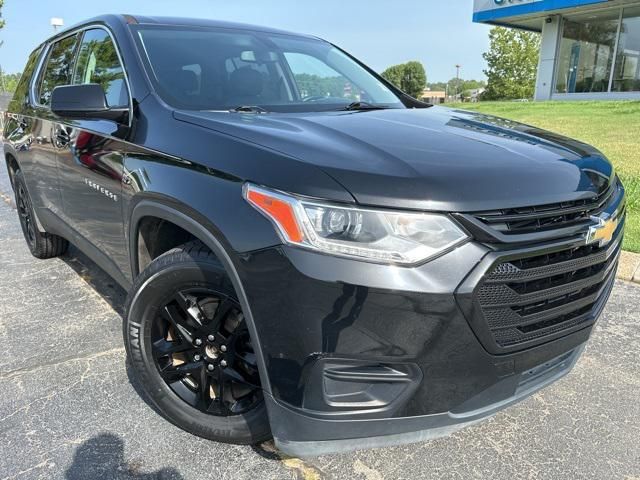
301, 95, 330, 103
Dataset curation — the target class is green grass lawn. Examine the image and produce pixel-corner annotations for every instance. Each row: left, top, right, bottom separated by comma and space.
449, 101, 640, 252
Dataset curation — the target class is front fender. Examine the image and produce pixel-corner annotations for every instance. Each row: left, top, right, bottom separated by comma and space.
128, 198, 274, 396
122, 152, 283, 265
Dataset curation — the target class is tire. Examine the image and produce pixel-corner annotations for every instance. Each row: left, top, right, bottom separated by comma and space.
124, 240, 271, 444
13, 170, 69, 259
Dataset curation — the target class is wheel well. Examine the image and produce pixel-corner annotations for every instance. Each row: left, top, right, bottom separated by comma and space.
5, 154, 19, 189
136, 216, 198, 274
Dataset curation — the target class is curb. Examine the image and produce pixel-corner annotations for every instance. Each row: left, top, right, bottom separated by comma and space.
617, 250, 640, 284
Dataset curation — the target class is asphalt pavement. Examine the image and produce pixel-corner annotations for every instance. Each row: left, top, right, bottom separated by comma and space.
0, 157, 638, 480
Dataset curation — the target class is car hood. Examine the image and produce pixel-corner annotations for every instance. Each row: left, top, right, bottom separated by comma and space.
174, 106, 614, 212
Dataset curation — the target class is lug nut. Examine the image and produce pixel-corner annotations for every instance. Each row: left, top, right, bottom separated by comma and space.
220, 345, 227, 352
207, 334, 215, 342
207, 364, 215, 371
220, 360, 227, 368
194, 338, 202, 346
194, 354, 201, 361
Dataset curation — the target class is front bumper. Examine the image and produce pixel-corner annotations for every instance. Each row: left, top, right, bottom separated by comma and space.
235, 209, 621, 456
267, 343, 586, 457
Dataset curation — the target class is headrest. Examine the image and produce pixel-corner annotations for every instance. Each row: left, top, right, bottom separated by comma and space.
229, 67, 263, 97
176, 69, 198, 94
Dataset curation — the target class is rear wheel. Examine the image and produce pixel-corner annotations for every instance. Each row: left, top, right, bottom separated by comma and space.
124, 240, 270, 444
13, 170, 69, 259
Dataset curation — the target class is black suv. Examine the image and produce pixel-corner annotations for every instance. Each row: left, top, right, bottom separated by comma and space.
2, 15, 624, 457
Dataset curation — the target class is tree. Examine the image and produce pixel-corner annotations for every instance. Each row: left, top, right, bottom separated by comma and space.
381, 61, 427, 98
444, 78, 486, 96
0, 1, 7, 93
1, 72, 20, 93
402, 61, 427, 98
427, 81, 447, 91
460, 79, 486, 91
427, 79, 485, 94
380, 64, 405, 90
482, 27, 540, 100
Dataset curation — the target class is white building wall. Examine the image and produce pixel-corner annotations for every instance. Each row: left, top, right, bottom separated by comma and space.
534, 16, 562, 101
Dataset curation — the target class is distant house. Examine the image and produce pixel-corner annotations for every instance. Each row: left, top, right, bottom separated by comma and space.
419, 89, 446, 104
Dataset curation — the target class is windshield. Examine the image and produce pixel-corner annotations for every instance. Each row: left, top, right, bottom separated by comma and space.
134, 25, 405, 112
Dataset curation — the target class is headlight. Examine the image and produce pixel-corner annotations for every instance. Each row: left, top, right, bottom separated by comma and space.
243, 183, 468, 265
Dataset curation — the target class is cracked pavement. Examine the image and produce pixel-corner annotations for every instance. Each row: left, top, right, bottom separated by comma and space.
0, 157, 639, 479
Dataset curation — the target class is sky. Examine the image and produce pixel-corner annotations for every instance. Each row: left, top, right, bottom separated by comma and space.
0, 1, 491, 83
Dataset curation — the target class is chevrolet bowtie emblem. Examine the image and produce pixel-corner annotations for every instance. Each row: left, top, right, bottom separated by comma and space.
586, 213, 618, 247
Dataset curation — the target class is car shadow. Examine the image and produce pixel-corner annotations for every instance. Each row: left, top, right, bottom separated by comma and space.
65, 433, 184, 479
59, 247, 166, 416
60, 245, 128, 316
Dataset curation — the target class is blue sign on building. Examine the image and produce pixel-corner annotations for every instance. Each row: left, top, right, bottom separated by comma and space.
473, 0, 608, 23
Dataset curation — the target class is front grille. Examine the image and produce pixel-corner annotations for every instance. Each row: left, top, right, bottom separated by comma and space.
472, 179, 619, 235
475, 230, 621, 348
459, 176, 625, 351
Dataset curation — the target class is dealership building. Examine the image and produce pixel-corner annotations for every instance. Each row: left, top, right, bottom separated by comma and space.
473, 0, 640, 100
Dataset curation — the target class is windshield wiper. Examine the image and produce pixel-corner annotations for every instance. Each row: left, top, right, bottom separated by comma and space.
231, 105, 269, 113
341, 101, 390, 111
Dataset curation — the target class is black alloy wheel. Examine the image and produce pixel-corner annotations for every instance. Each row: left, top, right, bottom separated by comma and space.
151, 288, 262, 416
124, 240, 271, 444
16, 181, 37, 248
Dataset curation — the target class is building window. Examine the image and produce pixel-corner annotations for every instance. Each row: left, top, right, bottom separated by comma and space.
612, 7, 640, 92
555, 11, 620, 94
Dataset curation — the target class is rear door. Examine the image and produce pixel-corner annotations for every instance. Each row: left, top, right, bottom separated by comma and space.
26, 33, 80, 217
54, 27, 131, 271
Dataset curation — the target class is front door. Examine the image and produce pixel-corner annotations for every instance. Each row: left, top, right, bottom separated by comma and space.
54, 27, 131, 273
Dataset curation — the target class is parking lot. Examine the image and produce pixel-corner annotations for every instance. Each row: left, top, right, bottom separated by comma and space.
0, 159, 639, 480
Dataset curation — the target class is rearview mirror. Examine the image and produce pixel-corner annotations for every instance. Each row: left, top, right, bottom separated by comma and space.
51, 84, 128, 123
240, 50, 278, 63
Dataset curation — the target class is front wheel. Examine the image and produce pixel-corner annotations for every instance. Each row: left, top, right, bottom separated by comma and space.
124, 241, 270, 444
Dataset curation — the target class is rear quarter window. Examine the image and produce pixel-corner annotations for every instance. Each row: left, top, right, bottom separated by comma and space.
7, 46, 43, 112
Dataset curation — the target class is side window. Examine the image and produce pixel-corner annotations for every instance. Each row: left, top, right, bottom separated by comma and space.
38, 34, 79, 106
73, 29, 128, 108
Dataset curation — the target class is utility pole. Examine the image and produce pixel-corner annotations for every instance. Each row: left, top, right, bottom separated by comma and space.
455, 64, 462, 100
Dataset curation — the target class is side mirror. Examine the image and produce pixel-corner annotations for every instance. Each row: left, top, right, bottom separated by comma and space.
51, 84, 128, 123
